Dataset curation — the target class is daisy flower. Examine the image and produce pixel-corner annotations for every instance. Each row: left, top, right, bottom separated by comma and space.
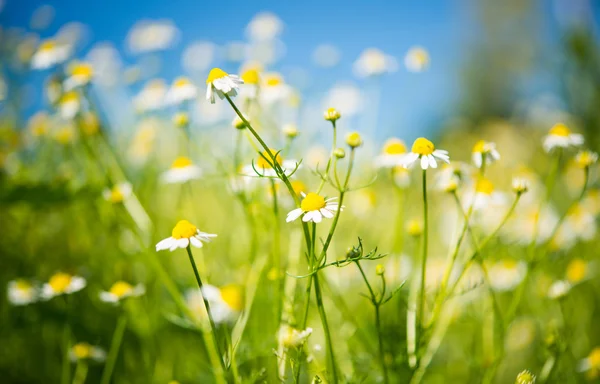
166, 77, 197, 105
205, 67, 243, 104
186, 284, 243, 324
512, 177, 530, 194
574, 150, 598, 169
464, 178, 505, 211
155, 219, 217, 251
393, 167, 411, 189
7, 279, 38, 306
553, 203, 597, 250
102, 182, 132, 204
173, 112, 189, 128
566, 258, 593, 285
133, 79, 167, 113
278, 324, 313, 348
63, 61, 93, 90
31, 39, 71, 70
42, 272, 86, 300
486, 259, 527, 292
472, 140, 500, 168
547, 280, 571, 299
161, 157, 202, 184
286, 192, 342, 223
404, 46, 430, 72
515, 370, 536, 384
401, 137, 449, 170
259, 73, 292, 105
353, 48, 398, 78
99, 281, 145, 304
434, 162, 474, 192
69, 342, 106, 362
324, 107, 341, 122
542, 123, 584, 153
578, 347, 600, 378
242, 149, 298, 178
59, 91, 81, 120
282, 123, 298, 139
375, 138, 407, 168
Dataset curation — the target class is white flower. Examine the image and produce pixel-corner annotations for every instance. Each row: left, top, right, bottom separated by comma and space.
205, 68, 243, 104
542, 123, 584, 153
102, 182, 132, 203
547, 280, 571, 299
471, 140, 500, 168
161, 157, 202, 184
504, 206, 559, 245
186, 284, 243, 324
286, 192, 342, 224
487, 260, 527, 291
463, 178, 506, 211
404, 46, 430, 72
99, 281, 145, 303
166, 77, 197, 105
374, 138, 407, 168
58, 91, 81, 120
553, 203, 597, 250
353, 48, 398, 78
246, 12, 283, 41
69, 343, 106, 362
7, 280, 38, 305
278, 324, 313, 348
401, 137, 450, 170
63, 61, 93, 90
512, 177, 530, 194
126, 19, 179, 54
155, 220, 217, 251
259, 73, 292, 105
42, 272, 86, 300
133, 79, 167, 113
31, 39, 71, 70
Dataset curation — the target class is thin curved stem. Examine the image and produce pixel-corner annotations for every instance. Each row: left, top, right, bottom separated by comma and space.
100, 314, 128, 384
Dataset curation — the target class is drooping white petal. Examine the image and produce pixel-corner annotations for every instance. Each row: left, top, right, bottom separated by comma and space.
190, 236, 203, 248
286, 208, 304, 222
320, 208, 334, 218
99, 292, 119, 303
156, 237, 175, 251
312, 211, 323, 223
428, 155, 438, 169
67, 277, 87, 293
420, 156, 429, 170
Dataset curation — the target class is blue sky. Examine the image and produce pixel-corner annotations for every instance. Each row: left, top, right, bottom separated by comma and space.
2, 0, 599, 139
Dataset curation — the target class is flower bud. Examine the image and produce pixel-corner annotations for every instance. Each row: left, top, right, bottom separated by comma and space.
324, 107, 341, 122
232, 115, 249, 130
515, 369, 536, 384
375, 264, 385, 275
333, 148, 346, 159
511, 177, 529, 195
346, 132, 363, 148
173, 112, 189, 127
406, 219, 422, 237
282, 124, 298, 138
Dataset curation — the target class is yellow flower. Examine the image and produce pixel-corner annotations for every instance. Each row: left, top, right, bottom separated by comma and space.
241, 68, 260, 85
566, 258, 588, 284
156, 220, 217, 251
375, 138, 407, 168
404, 46, 430, 72
406, 219, 422, 236
69, 342, 106, 362
282, 124, 298, 138
102, 182, 133, 203
324, 107, 341, 122
346, 132, 363, 148
42, 272, 86, 299
574, 150, 598, 168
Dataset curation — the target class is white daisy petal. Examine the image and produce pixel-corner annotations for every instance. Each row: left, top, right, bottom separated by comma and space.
156, 237, 174, 251
286, 208, 304, 222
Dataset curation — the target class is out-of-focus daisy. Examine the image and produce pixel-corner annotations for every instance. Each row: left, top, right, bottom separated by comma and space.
166, 77, 197, 105
515, 370, 536, 384
156, 220, 217, 251
246, 12, 283, 41
464, 178, 505, 211
375, 138, 407, 168
471, 140, 500, 169
64, 61, 93, 90
406, 219, 423, 237
173, 112, 189, 128
512, 177, 530, 195
27, 111, 50, 138
353, 48, 398, 78
53, 124, 76, 145
393, 167, 411, 189
282, 123, 298, 138
404, 46, 429, 72
290, 180, 308, 198
161, 157, 202, 184
81, 112, 100, 136
324, 107, 341, 122
547, 280, 571, 299
487, 259, 527, 292
7, 279, 38, 305
553, 203, 597, 250
205, 68, 243, 104
578, 347, 600, 378
42, 272, 86, 300
566, 258, 593, 285
58, 91, 80, 120
189, 284, 243, 324
239, 67, 261, 99
574, 150, 598, 169
242, 149, 298, 178
69, 342, 106, 362
99, 281, 145, 303
31, 39, 70, 69
286, 192, 342, 223
127, 19, 179, 54
278, 324, 313, 348
133, 79, 166, 113
505, 206, 559, 245
259, 72, 292, 105
542, 123, 584, 153
401, 137, 449, 170
102, 182, 132, 204
434, 162, 474, 192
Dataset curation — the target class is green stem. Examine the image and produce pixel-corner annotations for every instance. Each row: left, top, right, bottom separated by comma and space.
100, 314, 128, 384
72, 361, 88, 384
61, 296, 71, 384
270, 178, 283, 325
313, 273, 338, 383
375, 305, 389, 384
418, 169, 429, 339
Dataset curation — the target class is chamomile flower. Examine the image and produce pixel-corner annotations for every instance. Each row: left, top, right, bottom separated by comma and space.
574, 150, 598, 169
401, 137, 449, 170
188, 284, 243, 324
166, 77, 197, 105
242, 149, 298, 178
566, 258, 593, 285
64, 61, 93, 90
554, 203, 597, 249
260, 73, 292, 105
102, 182, 132, 204
547, 280, 571, 299
542, 123, 584, 153
404, 46, 430, 72
375, 138, 407, 168
512, 177, 530, 194
59, 91, 81, 120
515, 370, 536, 384
487, 259, 527, 292
134, 79, 167, 113
471, 140, 500, 168
31, 39, 71, 70
161, 157, 202, 184
7, 279, 38, 305
286, 192, 342, 223
155, 220, 217, 251
69, 342, 106, 362
278, 324, 313, 348
324, 107, 341, 122
205, 67, 243, 104
173, 112, 189, 128
99, 281, 145, 303
42, 272, 86, 300
393, 167, 411, 189
282, 123, 298, 138
578, 347, 600, 378
463, 178, 505, 211
505, 206, 559, 245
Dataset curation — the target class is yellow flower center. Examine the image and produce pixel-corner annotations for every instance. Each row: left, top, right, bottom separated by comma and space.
109, 281, 134, 298
220, 284, 243, 311
60, 91, 79, 104
82, 113, 100, 135
171, 156, 193, 169
576, 151, 596, 168
171, 220, 197, 239
383, 138, 406, 155
109, 187, 125, 203
174, 77, 191, 88
71, 63, 93, 78
15, 279, 32, 291
72, 343, 92, 359
55, 126, 74, 144
549, 123, 571, 137
173, 113, 189, 127
256, 149, 282, 169
475, 178, 494, 195
206, 68, 229, 84
589, 348, 600, 369
501, 259, 517, 269
301, 193, 326, 212
411, 137, 435, 155
264, 74, 282, 87
39, 40, 57, 52
472, 140, 486, 153
241, 69, 260, 85
566, 258, 587, 283
49, 273, 72, 293
291, 180, 307, 196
